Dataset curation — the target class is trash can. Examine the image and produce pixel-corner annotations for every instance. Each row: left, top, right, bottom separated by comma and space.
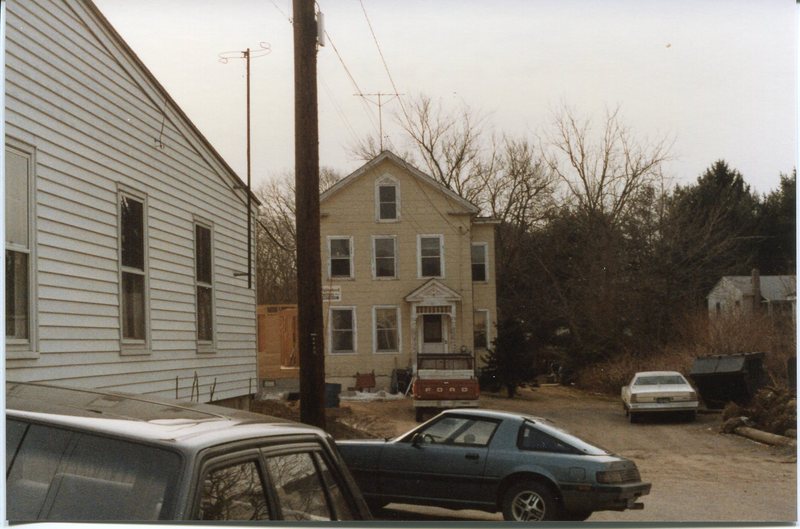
324, 383, 341, 408
689, 352, 768, 409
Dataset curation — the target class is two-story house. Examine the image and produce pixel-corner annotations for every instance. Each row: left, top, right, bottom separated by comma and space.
319, 151, 497, 391
5, 0, 258, 407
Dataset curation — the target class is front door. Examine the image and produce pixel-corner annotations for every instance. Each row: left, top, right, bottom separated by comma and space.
421, 314, 446, 354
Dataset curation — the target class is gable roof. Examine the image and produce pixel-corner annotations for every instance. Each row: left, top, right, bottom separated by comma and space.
80, 0, 259, 206
405, 279, 462, 303
320, 150, 479, 215
715, 275, 796, 301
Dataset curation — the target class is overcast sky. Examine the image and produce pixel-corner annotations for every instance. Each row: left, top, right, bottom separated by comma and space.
93, 0, 797, 194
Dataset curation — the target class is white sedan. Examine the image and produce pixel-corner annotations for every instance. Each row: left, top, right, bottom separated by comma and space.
621, 371, 699, 423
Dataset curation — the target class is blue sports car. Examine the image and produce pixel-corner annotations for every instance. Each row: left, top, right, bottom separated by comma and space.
337, 408, 650, 521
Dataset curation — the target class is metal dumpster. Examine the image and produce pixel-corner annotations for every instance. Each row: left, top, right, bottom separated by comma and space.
689, 352, 768, 409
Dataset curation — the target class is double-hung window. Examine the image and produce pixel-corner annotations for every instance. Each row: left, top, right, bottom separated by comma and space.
376, 179, 398, 221
5, 143, 35, 353
119, 192, 148, 349
195, 222, 214, 348
373, 306, 399, 353
330, 307, 356, 354
418, 235, 444, 278
328, 237, 353, 279
372, 236, 396, 279
471, 243, 488, 282
474, 309, 490, 350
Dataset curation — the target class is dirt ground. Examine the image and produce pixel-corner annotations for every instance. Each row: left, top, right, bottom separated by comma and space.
334, 385, 797, 523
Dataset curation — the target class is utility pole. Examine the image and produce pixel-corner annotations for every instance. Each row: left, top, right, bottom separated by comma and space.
293, 0, 326, 429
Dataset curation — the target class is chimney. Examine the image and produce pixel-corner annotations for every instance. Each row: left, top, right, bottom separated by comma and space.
751, 268, 761, 313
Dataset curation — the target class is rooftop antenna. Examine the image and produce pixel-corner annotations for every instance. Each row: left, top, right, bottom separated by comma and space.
354, 91, 403, 151
219, 42, 271, 290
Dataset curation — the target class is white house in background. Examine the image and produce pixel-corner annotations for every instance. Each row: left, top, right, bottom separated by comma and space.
5, 0, 258, 407
707, 270, 796, 319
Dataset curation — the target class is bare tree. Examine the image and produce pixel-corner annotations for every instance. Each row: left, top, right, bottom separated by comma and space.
255, 168, 342, 304
541, 105, 672, 225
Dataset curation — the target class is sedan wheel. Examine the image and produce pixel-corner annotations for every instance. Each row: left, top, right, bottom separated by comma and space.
502, 481, 559, 521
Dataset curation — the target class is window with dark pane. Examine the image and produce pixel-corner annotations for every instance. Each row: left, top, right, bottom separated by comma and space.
375, 307, 398, 351
120, 194, 146, 341
195, 224, 213, 342
5, 147, 31, 342
199, 461, 270, 521
329, 238, 351, 278
420, 236, 441, 277
331, 309, 354, 353
374, 237, 395, 278
471, 243, 487, 282
378, 185, 397, 220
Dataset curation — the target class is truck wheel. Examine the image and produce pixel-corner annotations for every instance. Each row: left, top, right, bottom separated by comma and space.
501, 480, 560, 521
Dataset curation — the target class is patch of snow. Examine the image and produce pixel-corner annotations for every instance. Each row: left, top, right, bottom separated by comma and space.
339, 390, 407, 402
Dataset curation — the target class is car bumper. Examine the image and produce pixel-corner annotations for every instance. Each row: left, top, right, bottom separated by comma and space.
627, 401, 699, 413
561, 481, 652, 512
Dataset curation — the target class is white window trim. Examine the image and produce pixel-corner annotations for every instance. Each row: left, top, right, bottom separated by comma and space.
5, 139, 38, 359
371, 235, 397, 280
417, 234, 445, 279
471, 242, 489, 283
194, 219, 216, 354
329, 306, 357, 355
474, 309, 491, 351
372, 305, 401, 354
118, 186, 150, 355
327, 235, 354, 280
375, 174, 400, 222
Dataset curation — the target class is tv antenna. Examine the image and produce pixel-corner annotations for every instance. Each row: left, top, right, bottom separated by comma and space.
219, 42, 271, 290
355, 91, 403, 151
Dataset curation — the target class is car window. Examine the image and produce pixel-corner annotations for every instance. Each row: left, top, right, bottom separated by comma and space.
634, 375, 686, 386
199, 460, 271, 521
6, 423, 73, 520
313, 452, 356, 520
6, 419, 28, 472
417, 417, 498, 446
518, 424, 580, 454
6, 424, 181, 521
265, 452, 332, 521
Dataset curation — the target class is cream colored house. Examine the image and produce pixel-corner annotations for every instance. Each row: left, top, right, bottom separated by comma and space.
319, 151, 497, 390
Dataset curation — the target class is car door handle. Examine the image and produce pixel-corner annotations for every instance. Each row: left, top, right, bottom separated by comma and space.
465, 453, 480, 461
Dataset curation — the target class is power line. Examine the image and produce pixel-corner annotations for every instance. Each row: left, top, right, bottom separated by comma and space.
358, 0, 413, 131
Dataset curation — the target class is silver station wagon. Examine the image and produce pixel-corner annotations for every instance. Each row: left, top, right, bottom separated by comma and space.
338, 408, 651, 521
6, 382, 371, 522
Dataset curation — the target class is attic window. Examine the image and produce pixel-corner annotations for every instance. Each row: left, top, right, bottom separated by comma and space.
376, 179, 399, 221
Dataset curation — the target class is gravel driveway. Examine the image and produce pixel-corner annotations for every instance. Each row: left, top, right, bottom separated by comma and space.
341, 384, 797, 522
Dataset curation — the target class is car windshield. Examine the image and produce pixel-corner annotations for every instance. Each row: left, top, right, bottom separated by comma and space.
634, 375, 686, 386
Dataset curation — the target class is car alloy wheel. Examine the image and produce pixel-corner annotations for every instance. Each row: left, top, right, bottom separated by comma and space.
502, 481, 559, 521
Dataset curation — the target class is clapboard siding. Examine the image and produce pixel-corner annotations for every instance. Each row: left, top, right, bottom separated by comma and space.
6, 0, 258, 402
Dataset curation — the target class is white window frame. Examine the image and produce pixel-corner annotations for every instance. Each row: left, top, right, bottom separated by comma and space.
194, 219, 216, 353
375, 175, 400, 222
471, 242, 489, 283
474, 309, 491, 351
417, 234, 445, 279
5, 139, 38, 358
372, 235, 397, 280
118, 186, 150, 355
372, 305, 401, 354
327, 235, 354, 279
329, 306, 357, 355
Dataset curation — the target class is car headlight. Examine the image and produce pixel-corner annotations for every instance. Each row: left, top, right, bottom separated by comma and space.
596, 467, 640, 484
629, 394, 639, 403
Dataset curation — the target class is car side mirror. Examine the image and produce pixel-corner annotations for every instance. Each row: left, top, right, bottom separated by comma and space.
411, 432, 425, 447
